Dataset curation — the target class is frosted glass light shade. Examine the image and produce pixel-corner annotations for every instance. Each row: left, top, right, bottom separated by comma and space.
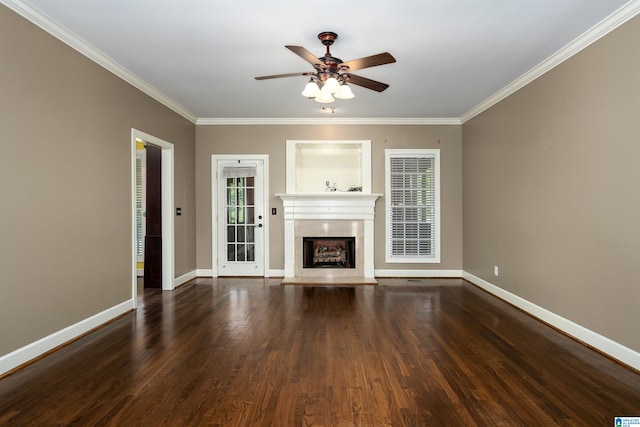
334, 84, 355, 99
321, 77, 340, 94
301, 81, 320, 97
315, 91, 335, 103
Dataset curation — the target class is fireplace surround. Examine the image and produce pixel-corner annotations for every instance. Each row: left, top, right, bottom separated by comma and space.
276, 193, 381, 284
278, 140, 380, 284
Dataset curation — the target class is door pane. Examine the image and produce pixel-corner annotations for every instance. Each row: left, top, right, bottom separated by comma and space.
246, 244, 255, 262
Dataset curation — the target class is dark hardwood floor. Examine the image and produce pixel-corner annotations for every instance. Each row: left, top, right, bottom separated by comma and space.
1, 278, 639, 426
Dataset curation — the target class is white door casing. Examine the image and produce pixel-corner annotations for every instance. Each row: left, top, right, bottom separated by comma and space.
212, 155, 269, 277
131, 129, 175, 304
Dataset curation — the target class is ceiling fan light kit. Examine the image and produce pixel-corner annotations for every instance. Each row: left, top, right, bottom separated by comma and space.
256, 31, 395, 106
315, 91, 335, 104
334, 83, 355, 100
301, 80, 321, 98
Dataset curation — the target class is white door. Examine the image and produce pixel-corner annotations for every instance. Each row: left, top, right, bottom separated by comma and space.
216, 159, 265, 276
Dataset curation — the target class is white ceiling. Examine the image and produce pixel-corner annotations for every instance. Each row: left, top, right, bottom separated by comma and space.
5, 0, 639, 122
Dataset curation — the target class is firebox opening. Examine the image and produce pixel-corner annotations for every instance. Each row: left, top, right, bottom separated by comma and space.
303, 237, 356, 269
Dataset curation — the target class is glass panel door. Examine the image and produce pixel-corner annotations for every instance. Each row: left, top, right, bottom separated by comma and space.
226, 176, 256, 263
217, 160, 264, 276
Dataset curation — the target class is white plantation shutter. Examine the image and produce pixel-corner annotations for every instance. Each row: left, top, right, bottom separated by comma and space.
135, 151, 146, 261
385, 150, 440, 263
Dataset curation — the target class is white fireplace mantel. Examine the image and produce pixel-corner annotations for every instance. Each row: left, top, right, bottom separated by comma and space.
276, 193, 381, 280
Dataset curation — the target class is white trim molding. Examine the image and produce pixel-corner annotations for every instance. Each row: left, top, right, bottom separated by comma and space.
174, 270, 197, 287
196, 117, 461, 126
460, 0, 640, 123
196, 269, 214, 278
4, 0, 638, 126
131, 129, 175, 296
269, 269, 285, 278
0, 300, 133, 376
1, 0, 197, 124
463, 271, 640, 372
375, 269, 463, 278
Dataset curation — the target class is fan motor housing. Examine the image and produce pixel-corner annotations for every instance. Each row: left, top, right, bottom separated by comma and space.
318, 31, 338, 46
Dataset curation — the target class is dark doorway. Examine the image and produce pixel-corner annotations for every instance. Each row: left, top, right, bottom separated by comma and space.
144, 144, 162, 288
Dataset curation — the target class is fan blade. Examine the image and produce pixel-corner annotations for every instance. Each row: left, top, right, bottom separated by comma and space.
341, 52, 396, 71
346, 74, 390, 92
285, 45, 324, 69
255, 72, 313, 80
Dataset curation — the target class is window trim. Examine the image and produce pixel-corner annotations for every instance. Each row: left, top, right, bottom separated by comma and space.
385, 149, 441, 264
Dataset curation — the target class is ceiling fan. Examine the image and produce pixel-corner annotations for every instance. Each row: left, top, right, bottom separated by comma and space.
255, 31, 396, 103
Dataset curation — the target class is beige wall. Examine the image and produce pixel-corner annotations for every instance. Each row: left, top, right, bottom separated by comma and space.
0, 6, 196, 355
196, 125, 462, 272
462, 15, 640, 351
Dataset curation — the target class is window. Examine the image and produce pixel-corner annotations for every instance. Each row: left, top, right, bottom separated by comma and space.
385, 149, 440, 263
135, 150, 146, 262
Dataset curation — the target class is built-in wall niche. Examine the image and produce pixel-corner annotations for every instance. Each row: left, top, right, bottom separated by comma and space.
285, 140, 371, 194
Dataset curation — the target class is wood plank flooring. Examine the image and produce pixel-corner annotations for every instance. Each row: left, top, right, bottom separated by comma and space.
1, 278, 639, 426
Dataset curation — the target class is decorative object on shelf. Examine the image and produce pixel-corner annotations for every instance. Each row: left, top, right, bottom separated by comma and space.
255, 32, 395, 104
325, 181, 362, 192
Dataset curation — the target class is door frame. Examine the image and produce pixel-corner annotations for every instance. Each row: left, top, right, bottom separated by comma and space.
211, 154, 269, 277
131, 129, 175, 304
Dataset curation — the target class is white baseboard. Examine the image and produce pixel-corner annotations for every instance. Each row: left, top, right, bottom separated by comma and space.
462, 271, 640, 372
375, 269, 463, 278
269, 269, 285, 278
0, 299, 134, 376
194, 269, 284, 279
196, 268, 214, 277
174, 270, 197, 287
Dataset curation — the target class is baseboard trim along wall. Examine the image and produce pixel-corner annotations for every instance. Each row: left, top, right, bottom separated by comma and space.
195, 269, 281, 278
193, 269, 464, 279
0, 299, 134, 376
375, 269, 463, 278
196, 269, 214, 277
269, 269, 285, 278
175, 270, 197, 287
462, 271, 640, 372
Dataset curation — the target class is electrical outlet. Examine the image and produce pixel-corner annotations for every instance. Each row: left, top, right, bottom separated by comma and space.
494, 266, 499, 276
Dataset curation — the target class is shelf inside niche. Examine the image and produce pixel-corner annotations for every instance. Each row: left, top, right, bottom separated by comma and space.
285, 140, 371, 194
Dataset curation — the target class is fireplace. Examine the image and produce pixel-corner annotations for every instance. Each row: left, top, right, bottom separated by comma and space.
303, 237, 356, 269
276, 193, 381, 284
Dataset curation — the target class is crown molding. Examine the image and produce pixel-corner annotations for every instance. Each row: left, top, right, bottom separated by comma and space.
6, 0, 638, 127
196, 117, 461, 126
1, 0, 198, 124
460, 0, 640, 124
